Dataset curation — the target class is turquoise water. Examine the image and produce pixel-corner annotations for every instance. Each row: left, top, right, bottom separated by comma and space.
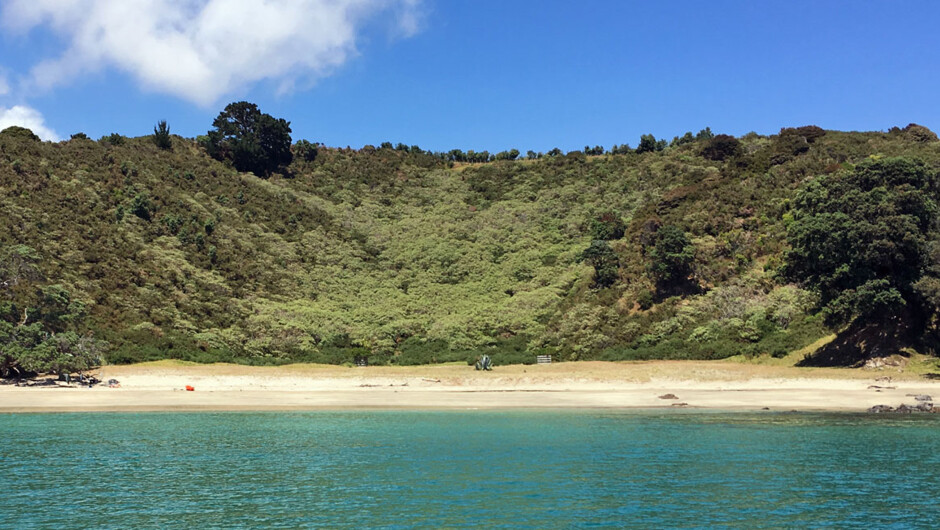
1, 411, 938, 528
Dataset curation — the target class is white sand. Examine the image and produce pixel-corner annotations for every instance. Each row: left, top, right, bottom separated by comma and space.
2, 361, 937, 412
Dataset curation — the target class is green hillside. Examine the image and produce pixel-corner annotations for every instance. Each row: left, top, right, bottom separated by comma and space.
3, 121, 940, 373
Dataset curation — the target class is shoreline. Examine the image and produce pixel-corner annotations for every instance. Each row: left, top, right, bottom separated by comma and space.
2, 360, 938, 413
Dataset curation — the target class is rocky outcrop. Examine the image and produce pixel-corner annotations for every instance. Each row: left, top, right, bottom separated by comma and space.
868, 402, 935, 413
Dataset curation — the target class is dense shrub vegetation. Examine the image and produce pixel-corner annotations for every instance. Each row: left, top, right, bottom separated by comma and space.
1, 246, 108, 377
2, 113, 940, 371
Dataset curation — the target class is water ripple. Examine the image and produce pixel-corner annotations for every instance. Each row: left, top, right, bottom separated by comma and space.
1, 411, 938, 528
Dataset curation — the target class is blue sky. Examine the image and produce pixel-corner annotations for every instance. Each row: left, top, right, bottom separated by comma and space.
1, 0, 939, 152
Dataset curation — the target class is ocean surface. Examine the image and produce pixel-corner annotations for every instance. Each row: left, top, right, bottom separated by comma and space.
2, 411, 938, 528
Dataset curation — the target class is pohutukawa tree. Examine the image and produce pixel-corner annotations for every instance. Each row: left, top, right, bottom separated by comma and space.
784, 157, 940, 358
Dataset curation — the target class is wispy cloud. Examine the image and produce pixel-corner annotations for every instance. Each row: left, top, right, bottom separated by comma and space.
0, 105, 60, 141
0, 72, 8, 96
1, 0, 424, 106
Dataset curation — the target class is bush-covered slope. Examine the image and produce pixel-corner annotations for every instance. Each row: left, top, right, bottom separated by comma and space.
2, 124, 939, 369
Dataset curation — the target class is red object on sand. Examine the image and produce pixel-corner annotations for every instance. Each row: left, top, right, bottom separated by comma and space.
185, 385, 195, 391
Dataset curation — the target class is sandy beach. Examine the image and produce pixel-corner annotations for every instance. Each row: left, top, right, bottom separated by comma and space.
2, 360, 939, 413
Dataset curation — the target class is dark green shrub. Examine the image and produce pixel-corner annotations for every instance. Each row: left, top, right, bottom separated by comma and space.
636, 289, 654, 310
395, 338, 466, 365
900, 123, 938, 143
580, 240, 620, 288
120, 160, 138, 177
771, 127, 821, 162
671, 132, 696, 147
774, 135, 809, 159
153, 120, 172, 150
130, 193, 153, 221
695, 127, 714, 141
103, 133, 126, 146
647, 225, 695, 294
104, 328, 241, 365
701, 134, 741, 161
299, 344, 372, 365
608, 144, 630, 154
754, 315, 827, 358
161, 214, 182, 234
473, 335, 537, 366
293, 140, 318, 162
590, 212, 626, 240
495, 148, 520, 160
636, 134, 665, 154
780, 125, 826, 143
0, 126, 40, 142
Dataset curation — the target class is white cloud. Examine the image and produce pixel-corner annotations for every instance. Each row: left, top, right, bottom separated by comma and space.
0, 105, 60, 141
1, 0, 424, 106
